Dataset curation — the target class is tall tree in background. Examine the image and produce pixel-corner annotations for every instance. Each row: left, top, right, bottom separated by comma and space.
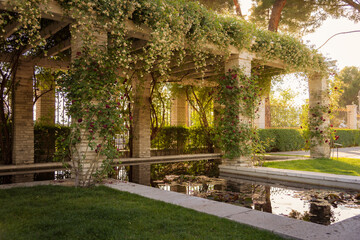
336, 66, 360, 107
249, 0, 360, 128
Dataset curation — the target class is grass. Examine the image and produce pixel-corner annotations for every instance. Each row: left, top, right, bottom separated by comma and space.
0, 185, 283, 240
263, 157, 360, 176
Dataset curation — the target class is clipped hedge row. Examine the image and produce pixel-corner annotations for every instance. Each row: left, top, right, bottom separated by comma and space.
34, 124, 71, 163
151, 126, 215, 154
334, 129, 360, 147
257, 129, 305, 152
258, 128, 360, 152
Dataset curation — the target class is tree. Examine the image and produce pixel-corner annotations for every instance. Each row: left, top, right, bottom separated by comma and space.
336, 66, 360, 107
270, 88, 301, 127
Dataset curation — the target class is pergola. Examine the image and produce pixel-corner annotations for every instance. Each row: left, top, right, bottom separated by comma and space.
0, 0, 330, 186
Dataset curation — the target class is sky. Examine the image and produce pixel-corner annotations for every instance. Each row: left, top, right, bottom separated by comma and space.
240, 1, 360, 106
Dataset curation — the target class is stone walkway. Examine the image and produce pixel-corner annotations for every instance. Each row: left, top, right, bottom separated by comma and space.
271, 147, 360, 159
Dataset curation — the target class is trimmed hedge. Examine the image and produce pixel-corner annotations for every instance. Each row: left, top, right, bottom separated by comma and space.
34, 124, 71, 163
151, 126, 215, 154
257, 129, 305, 152
334, 129, 360, 147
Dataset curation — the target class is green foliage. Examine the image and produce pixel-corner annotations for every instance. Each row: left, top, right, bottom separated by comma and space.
258, 129, 305, 152
270, 88, 301, 127
305, 104, 333, 148
0, 185, 283, 240
151, 126, 189, 151
216, 68, 261, 159
151, 126, 215, 153
334, 129, 360, 147
264, 157, 360, 176
34, 124, 71, 163
336, 66, 360, 107
249, 0, 325, 35
185, 85, 214, 128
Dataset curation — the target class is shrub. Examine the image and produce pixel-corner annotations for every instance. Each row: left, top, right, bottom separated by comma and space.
34, 124, 71, 162
334, 129, 360, 147
151, 126, 215, 154
258, 129, 305, 152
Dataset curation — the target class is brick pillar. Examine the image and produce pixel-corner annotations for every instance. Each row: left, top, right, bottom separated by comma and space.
131, 75, 151, 185
254, 98, 265, 129
12, 62, 35, 182
346, 105, 357, 129
223, 52, 253, 166
171, 90, 188, 126
71, 28, 107, 186
35, 88, 55, 125
308, 72, 330, 158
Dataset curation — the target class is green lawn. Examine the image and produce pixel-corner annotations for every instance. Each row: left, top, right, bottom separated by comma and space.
263, 157, 360, 176
0, 185, 283, 240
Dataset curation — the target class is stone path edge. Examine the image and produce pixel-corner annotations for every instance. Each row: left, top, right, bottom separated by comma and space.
219, 166, 360, 191
104, 181, 360, 240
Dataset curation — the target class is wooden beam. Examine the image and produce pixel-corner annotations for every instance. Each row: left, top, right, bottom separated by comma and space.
34, 58, 70, 70
124, 20, 151, 40
190, 71, 220, 79
46, 38, 71, 57
22, 21, 69, 53
0, 0, 71, 22
170, 58, 218, 74
1, 21, 21, 39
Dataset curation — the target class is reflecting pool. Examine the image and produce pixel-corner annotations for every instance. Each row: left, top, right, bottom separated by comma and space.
153, 175, 360, 225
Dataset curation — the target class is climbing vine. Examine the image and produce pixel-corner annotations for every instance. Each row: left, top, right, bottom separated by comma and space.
216, 68, 261, 159
303, 103, 334, 149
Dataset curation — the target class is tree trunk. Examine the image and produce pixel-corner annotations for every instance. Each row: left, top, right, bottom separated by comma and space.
268, 0, 287, 32
265, 0, 287, 127
233, 0, 243, 17
341, 0, 360, 12
265, 95, 271, 128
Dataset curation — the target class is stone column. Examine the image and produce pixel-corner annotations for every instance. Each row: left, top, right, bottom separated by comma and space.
71, 29, 108, 186
254, 98, 266, 129
308, 72, 330, 158
223, 52, 253, 166
131, 74, 151, 185
35, 88, 55, 125
171, 90, 188, 126
12, 61, 35, 182
346, 105, 357, 129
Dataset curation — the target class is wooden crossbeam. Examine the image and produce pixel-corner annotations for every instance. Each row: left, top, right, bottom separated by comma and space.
124, 20, 151, 41
46, 38, 71, 57
170, 58, 218, 74
22, 21, 69, 53
34, 58, 70, 70
1, 21, 21, 39
0, 0, 71, 22
190, 71, 220, 79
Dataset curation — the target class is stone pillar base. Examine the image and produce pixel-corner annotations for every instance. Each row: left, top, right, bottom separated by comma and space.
131, 164, 151, 186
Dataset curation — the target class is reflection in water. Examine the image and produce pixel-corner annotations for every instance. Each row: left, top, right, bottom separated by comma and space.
153, 175, 360, 226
